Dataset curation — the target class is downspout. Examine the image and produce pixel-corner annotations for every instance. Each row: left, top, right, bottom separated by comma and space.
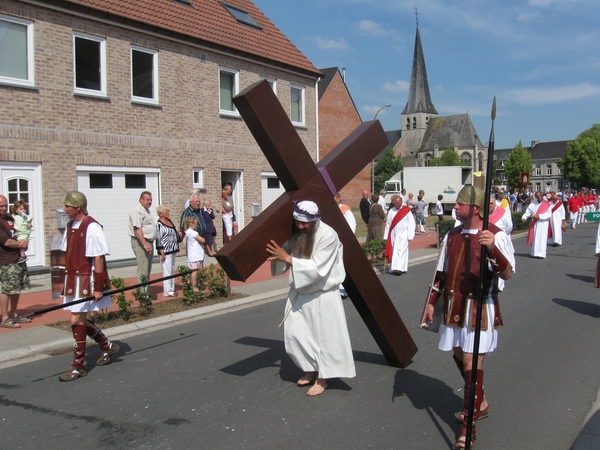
315, 77, 321, 162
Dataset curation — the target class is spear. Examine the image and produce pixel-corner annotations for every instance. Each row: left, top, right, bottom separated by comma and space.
464, 97, 496, 450
21, 269, 196, 319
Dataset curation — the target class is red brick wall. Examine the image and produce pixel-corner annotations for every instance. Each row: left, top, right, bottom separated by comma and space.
318, 72, 369, 208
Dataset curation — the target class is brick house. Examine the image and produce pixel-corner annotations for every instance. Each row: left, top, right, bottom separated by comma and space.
0, 0, 321, 267
317, 67, 366, 207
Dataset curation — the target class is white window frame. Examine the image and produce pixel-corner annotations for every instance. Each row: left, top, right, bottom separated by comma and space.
219, 67, 239, 116
0, 14, 35, 87
546, 164, 552, 176
130, 45, 159, 105
260, 76, 276, 94
73, 31, 107, 97
192, 168, 204, 189
290, 84, 305, 126
535, 165, 541, 176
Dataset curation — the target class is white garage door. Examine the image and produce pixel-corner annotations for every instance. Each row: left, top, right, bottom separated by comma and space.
77, 167, 160, 262
261, 172, 285, 211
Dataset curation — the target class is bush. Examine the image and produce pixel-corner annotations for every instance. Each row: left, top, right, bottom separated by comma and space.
178, 265, 201, 305
435, 220, 455, 247
363, 239, 386, 262
110, 277, 132, 319
132, 274, 153, 314
199, 264, 228, 297
512, 211, 531, 231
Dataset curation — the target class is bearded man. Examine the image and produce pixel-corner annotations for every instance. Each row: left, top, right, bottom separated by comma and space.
548, 192, 566, 247
266, 201, 356, 396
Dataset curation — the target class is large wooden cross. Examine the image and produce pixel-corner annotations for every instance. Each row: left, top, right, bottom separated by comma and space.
215, 80, 417, 367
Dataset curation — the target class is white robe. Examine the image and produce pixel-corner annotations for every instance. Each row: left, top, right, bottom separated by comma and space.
548, 202, 565, 246
490, 205, 516, 291
595, 221, 600, 255
522, 200, 552, 258
436, 228, 515, 353
384, 206, 415, 272
272, 221, 355, 379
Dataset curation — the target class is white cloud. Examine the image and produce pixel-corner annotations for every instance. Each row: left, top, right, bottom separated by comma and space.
504, 83, 600, 105
363, 104, 391, 118
313, 36, 350, 50
357, 19, 394, 38
382, 80, 409, 92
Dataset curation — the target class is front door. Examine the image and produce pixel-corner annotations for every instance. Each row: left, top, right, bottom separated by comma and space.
0, 163, 45, 267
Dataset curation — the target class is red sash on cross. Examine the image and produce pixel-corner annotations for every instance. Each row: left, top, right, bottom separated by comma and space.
527, 200, 550, 245
385, 206, 410, 262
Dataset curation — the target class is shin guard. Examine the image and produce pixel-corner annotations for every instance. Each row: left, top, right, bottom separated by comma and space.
86, 323, 111, 352
461, 369, 484, 436
72, 324, 87, 370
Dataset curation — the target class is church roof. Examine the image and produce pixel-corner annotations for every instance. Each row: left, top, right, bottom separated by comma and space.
419, 114, 483, 152
402, 27, 437, 115
374, 129, 403, 161
64, 0, 320, 77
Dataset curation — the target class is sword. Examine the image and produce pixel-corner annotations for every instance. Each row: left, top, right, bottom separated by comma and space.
22, 269, 196, 319
465, 97, 496, 450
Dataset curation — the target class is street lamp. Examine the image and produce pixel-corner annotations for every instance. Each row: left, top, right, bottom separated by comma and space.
372, 104, 391, 193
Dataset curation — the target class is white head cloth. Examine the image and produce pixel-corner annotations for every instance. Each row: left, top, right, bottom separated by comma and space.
293, 201, 321, 222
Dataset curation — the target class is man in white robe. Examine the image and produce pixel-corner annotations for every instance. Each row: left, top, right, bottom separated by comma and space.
267, 201, 355, 396
548, 192, 566, 247
383, 196, 415, 275
335, 194, 355, 298
521, 191, 552, 258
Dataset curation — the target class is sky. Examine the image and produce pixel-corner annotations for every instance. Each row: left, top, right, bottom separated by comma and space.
253, 0, 600, 150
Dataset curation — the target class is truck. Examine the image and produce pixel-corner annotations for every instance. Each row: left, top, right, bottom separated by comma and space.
384, 166, 474, 214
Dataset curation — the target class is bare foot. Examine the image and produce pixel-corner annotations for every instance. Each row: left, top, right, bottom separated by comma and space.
297, 371, 317, 386
306, 378, 327, 396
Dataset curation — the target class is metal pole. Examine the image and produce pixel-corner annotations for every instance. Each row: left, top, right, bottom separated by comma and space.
22, 269, 196, 318
465, 97, 496, 450
372, 103, 391, 193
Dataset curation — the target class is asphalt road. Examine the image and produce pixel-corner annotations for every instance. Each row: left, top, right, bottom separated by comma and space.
2, 223, 600, 449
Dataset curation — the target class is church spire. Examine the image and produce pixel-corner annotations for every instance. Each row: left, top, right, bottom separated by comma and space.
402, 24, 437, 115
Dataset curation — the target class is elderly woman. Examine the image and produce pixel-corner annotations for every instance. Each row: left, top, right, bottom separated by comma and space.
155, 204, 182, 297
366, 193, 385, 242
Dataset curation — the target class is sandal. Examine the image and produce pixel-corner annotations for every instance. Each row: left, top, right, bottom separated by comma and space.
96, 343, 120, 366
12, 315, 32, 323
454, 434, 475, 449
58, 366, 87, 382
456, 404, 490, 423
0, 318, 21, 328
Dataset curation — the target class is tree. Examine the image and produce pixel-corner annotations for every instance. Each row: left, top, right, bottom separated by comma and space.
557, 124, 600, 188
429, 146, 462, 166
374, 147, 403, 193
504, 141, 533, 190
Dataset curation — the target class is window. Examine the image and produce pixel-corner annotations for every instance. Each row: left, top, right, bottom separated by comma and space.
535, 183, 541, 192
412, 117, 416, 129
260, 76, 276, 94
501, 159, 507, 166
290, 85, 305, 125
6, 177, 30, 204
131, 46, 158, 104
461, 152, 472, 167
125, 174, 146, 189
222, 3, 262, 29
219, 68, 239, 115
535, 165, 541, 176
267, 177, 280, 189
406, 117, 410, 130
193, 169, 203, 189
546, 164, 552, 176
0, 14, 34, 87
424, 154, 432, 167
73, 32, 106, 96
89, 173, 113, 189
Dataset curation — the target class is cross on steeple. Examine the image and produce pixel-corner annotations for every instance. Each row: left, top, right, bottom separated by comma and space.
414, 6, 419, 27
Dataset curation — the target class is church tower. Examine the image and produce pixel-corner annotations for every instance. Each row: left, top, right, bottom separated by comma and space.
401, 23, 438, 154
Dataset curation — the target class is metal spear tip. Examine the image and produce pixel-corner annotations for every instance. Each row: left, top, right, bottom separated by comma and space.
491, 96, 497, 121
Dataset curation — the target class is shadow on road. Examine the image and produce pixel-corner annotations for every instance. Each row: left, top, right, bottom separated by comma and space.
553, 298, 600, 318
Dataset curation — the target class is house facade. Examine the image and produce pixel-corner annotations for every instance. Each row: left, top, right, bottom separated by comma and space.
317, 67, 365, 207
494, 140, 572, 192
0, 0, 321, 267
